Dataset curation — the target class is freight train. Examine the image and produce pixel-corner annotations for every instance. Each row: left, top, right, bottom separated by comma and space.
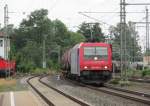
0, 57, 16, 76
61, 42, 112, 84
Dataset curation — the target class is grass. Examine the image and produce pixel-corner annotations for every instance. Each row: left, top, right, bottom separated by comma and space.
117, 69, 150, 78
141, 69, 150, 77
30, 68, 50, 74
109, 78, 131, 86
109, 78, 120, 85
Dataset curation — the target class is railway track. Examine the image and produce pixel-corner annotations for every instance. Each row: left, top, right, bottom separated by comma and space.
27, 75, 90, 106
113, 76, 150, 83
128, 78, 150, 83
66, 78, 150, 105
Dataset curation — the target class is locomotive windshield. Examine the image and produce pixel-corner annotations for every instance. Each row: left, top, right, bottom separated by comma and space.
84, 47, 108, 60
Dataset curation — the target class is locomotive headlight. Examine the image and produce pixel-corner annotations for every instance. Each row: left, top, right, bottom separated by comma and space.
104, 66, 108, 69
84, 66, 88, 69
94, 57, 98, 60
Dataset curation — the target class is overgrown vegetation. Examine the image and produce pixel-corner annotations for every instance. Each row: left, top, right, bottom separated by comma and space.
109, 78, 120, 85
1, 9, 143, 74
142, 69, 150, 77
109, 22, 142, 61
8, 9, 85, 73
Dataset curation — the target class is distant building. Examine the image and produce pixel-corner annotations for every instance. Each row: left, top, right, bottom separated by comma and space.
0, 32, 10, 59
0, 32, 5, 58
143, 56, 150, 66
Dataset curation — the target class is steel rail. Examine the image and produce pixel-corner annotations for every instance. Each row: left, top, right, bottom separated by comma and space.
66, 78, 150, 105
129, 78, 150, 83
39, 75, 90, 106
114, 77, 150, 83
27, 76, 55, 106
104, 84, 150, 98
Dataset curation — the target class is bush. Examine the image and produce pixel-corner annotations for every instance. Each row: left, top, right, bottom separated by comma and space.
142, 69, 150, 77
47, 60, 60, 71
30, 68, 49, 74
109, 78, 131, 86
17, 60, 36, 73
109, 78, 120, 85
119, 80, 130, 86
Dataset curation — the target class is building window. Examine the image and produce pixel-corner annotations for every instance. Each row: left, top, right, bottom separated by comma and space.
0, 40, 3, 47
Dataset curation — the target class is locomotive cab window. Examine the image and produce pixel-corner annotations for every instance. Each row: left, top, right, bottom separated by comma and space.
0, 40, 3, 47
84, 47, 108, 60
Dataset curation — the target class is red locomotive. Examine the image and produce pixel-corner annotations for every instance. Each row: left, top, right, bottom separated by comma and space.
61, 42, 112, 84
0, 57, 16, 76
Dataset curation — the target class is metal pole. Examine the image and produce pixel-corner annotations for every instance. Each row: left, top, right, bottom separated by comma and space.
86, 23, 94, 41
89, 24, 93, 41
4, 4, 8, 60
120, 0, 123, 79
58, 46, 61, 65
146, 7, 150, 65
43, 34, 46, 68
133, 23, 136, 62
123, 0, 127, 80
120, 0, 123, 78
4, 4, 9, 78
120, 0, 127, 81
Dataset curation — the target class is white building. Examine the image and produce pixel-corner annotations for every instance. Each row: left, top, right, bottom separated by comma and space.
0, 32, 5, 58
0, 32, 10, 59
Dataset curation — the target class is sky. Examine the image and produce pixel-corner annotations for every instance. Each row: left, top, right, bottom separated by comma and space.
0, 0, 150, 50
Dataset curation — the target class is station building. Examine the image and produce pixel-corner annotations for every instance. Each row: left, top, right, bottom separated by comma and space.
0, 32, 5, 58
0, 32, 10, 59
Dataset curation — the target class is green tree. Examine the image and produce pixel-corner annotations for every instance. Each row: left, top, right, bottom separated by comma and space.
11, 9, 85, 72
12, 9, 53, 71
78, 22, 105, 42
109, 22, 142, 61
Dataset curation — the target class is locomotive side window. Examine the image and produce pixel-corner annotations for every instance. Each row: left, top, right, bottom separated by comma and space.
0, 40, 3, 47
84, 47, 108, 60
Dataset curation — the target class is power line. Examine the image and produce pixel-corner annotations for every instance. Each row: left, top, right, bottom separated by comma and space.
78, 12, 113, 26
132, 22, 150, 24
124, 3, 150, 5
79, 11, 147, 14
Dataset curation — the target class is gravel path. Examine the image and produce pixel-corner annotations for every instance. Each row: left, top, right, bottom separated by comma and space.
42, 75, 149, 106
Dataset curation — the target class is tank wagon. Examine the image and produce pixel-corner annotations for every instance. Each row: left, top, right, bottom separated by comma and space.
0, 57, 16, 76
61, 42, 112, 84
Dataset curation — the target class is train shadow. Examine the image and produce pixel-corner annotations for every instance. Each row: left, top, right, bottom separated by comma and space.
82, 82, 104, 87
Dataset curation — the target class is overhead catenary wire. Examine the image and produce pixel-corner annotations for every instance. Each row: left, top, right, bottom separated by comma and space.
78, 12, 113, 26
124, 3, 150, 6
79, 11, 149, 14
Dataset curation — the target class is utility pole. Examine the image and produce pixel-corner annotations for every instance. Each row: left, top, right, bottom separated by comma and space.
89, 24, 93, 41
133, 23, 136, 62
4, 4, 9, 60
146, 7, 150, 64
120, 0, 127, 80
43, 34, 46, 68
4, 4, 10, 78
86, 23, 94, 41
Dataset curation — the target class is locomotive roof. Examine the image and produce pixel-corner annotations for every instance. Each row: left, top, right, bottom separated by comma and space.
74, 42, 110, 48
